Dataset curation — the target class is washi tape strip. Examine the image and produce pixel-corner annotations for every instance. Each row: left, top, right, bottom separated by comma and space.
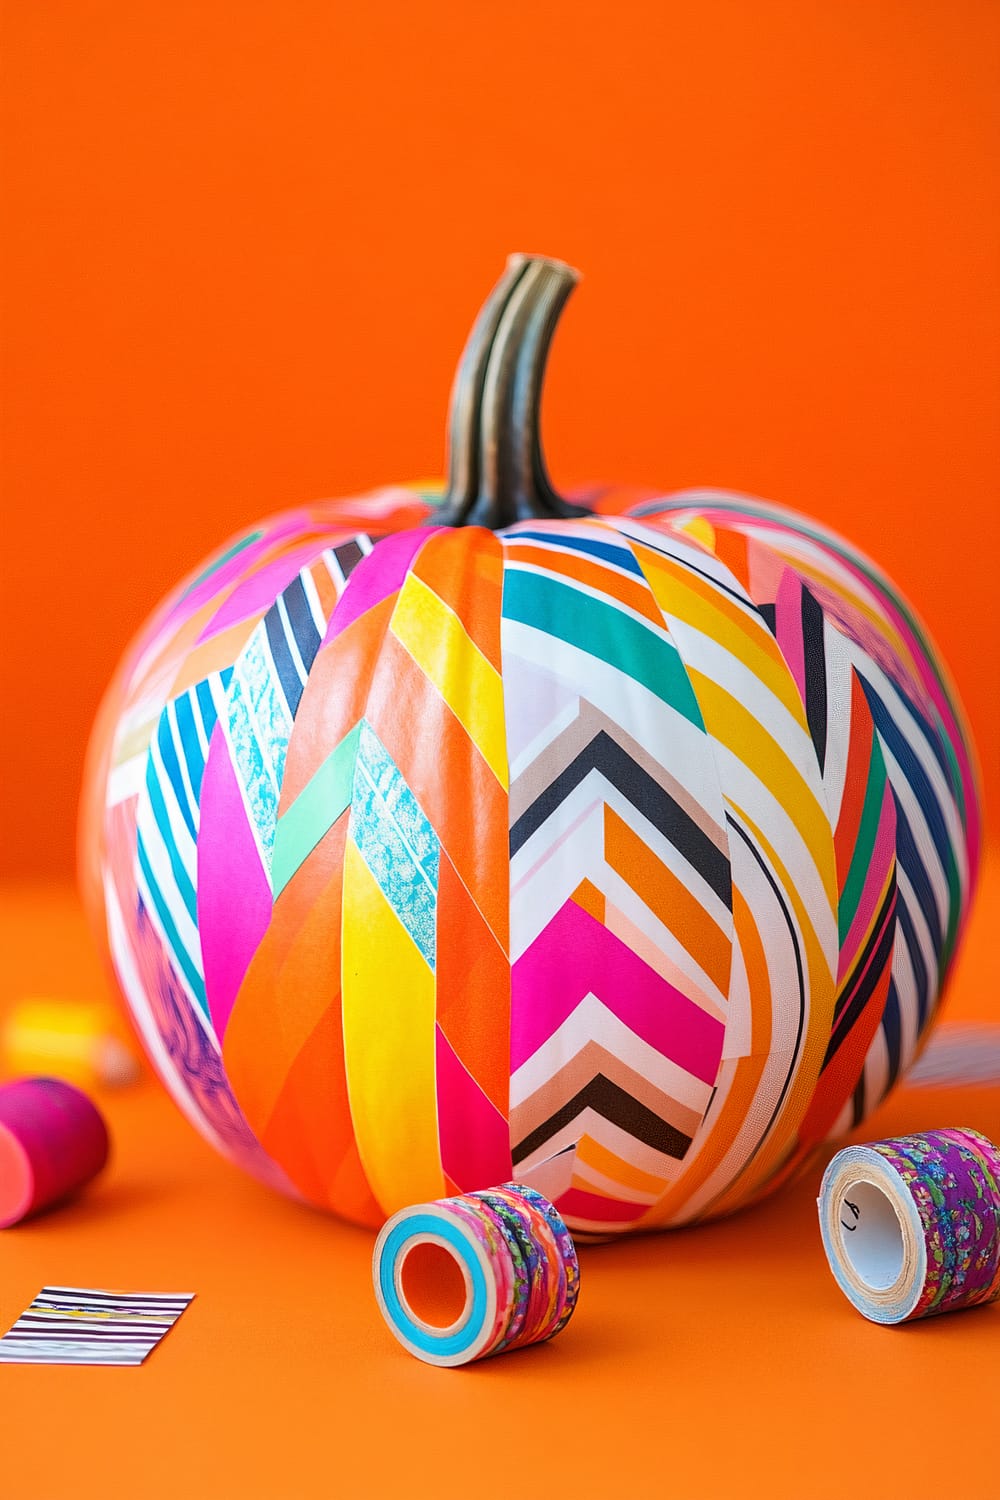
0, 1287, 195, 1365
818, 1127, 1000, 1324
0, 1077, 110, 1228
373, 1181, 580, 1367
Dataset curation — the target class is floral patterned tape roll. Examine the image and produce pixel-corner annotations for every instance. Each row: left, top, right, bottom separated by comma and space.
818, 1127, 1000, 1325
372, 1182, 580, 1367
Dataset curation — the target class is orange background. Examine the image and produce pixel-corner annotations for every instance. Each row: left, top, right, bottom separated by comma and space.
2, 0, 999, 879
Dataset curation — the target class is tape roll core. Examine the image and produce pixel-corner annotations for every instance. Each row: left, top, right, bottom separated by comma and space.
838, 1177, 908, 1292
397, 1236, 473, 1335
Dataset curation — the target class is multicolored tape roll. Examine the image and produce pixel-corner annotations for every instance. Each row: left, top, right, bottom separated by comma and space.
818, 1127, 1000, 1325
373, 1182, 580, 1367
0, 1077, 110, 1229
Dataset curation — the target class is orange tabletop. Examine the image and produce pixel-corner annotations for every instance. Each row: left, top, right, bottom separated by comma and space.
0, 864, 997, 1500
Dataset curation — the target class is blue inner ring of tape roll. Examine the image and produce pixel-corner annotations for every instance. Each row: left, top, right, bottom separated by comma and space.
378, 1214, 488, 1359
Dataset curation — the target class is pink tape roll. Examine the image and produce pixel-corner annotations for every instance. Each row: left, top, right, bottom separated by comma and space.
0, 1077, 110, 1228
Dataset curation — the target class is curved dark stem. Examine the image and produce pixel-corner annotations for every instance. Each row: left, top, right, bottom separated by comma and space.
439, 254, 588, 529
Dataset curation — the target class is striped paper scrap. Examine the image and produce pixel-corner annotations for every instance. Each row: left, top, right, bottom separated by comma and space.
0, 1286, 195, 1365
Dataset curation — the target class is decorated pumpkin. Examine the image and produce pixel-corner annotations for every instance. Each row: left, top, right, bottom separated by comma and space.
80, 256, 980, 1237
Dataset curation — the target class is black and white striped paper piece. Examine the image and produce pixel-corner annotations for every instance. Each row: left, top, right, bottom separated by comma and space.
0, 1286, 195, 1365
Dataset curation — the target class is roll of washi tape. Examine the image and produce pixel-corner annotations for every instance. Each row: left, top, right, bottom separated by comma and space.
373, 1182, 580, 1367
0, 1077, 110, 1228
818, 1127, 1000, 1325
2, 999, 140, 1089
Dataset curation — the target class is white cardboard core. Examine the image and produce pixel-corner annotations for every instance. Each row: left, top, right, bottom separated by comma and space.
838, 1178, 905, 1290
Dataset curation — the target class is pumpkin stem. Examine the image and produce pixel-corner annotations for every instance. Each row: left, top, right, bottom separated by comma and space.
440, 254, 589, 528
